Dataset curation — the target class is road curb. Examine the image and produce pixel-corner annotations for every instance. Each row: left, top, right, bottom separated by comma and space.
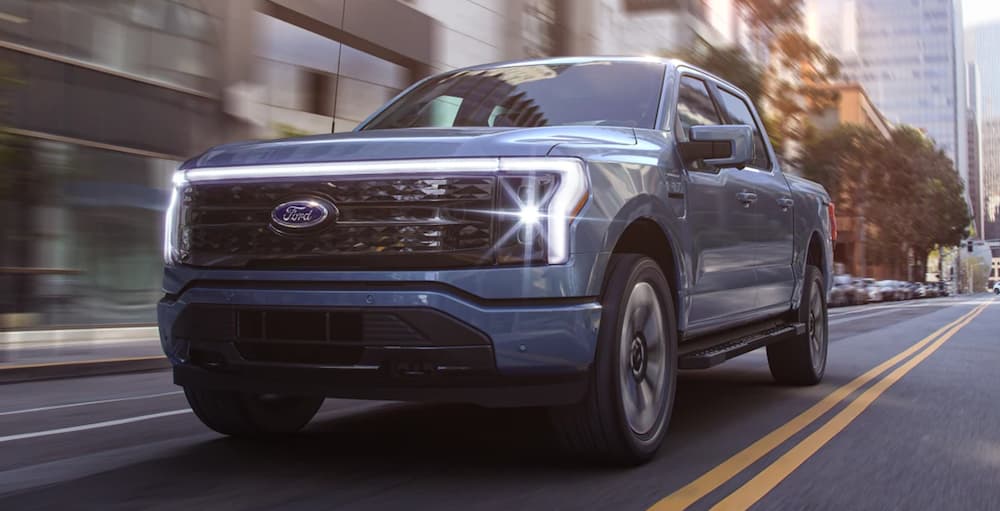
0, 356, 170, 384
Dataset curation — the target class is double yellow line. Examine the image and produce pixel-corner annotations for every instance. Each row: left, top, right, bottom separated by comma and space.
650, 300, 991, 511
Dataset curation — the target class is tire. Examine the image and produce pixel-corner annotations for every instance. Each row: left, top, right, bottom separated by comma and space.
184, 387, 324, 436
549, 254, 677, 465
767, 265, 828, 386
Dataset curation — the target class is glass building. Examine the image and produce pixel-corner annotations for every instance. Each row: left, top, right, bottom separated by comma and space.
0, 0, 573, 329
0, 0, 224, 328
966, 21, 1000, 240
806, 0, 967, 188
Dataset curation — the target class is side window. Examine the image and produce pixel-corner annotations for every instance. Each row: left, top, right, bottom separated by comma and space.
717, 89, 772, 169
675, 76, 722, 140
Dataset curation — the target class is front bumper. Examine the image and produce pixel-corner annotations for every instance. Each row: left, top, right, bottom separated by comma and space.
158, 281, 601, 407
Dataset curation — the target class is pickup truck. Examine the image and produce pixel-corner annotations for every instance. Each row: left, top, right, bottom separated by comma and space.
159, 57, 834, 464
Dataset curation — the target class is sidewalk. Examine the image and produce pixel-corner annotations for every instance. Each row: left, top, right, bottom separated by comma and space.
0, 327, 168, 383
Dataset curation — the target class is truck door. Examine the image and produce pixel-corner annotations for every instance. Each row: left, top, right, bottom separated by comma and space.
714, 86, 796, 312
675, 75, 761, 326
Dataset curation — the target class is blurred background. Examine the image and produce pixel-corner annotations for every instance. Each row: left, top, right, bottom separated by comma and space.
0, 0, 998, 332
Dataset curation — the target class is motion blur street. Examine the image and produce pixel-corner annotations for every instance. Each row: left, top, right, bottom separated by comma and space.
1, 295, 996, 510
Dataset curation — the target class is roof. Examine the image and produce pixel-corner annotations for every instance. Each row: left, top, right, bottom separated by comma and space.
447, 55, 746, 98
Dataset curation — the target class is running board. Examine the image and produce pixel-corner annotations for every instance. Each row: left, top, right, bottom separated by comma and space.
678, 323, 805, 370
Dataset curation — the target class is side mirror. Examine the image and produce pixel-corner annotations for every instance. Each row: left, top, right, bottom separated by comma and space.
678, 125, 754, 168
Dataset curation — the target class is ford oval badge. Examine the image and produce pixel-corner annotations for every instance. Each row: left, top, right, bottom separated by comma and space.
271, 199, 335, 229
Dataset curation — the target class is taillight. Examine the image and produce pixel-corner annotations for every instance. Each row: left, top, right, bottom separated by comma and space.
827, 202, 838, 242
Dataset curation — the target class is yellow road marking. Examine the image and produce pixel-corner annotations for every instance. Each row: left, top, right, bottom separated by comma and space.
0, 355, 167, 370
710, 302, 987, 510
649, 303, 988, 511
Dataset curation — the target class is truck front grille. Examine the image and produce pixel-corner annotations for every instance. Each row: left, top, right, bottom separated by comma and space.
177, 175, 495, 268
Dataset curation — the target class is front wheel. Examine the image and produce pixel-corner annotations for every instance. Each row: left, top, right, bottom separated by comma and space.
549, 254, 677, 465
184, 387, 324, 436
767, 265, 828, 385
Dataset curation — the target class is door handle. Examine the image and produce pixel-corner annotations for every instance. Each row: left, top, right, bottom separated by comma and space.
777, 197, 794, 211
736, 191, 758, 207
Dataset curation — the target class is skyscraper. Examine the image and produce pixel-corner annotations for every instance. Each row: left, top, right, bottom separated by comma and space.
968, 62, 984, 239
806, 0, 968, 188
966, 21, 1000, 240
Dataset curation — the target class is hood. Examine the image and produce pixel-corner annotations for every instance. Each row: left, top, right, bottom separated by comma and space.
182, 127, 637, 169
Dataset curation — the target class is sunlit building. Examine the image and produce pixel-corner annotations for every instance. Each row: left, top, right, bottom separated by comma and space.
808, 82, 893, 279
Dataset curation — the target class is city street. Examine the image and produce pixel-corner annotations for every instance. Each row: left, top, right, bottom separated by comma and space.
0, 295, 996, 510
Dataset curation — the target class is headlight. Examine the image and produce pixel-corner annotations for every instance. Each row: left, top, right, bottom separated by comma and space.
163, 170, 186, 264
494, 158, 589, 265
164, 157, 589, 267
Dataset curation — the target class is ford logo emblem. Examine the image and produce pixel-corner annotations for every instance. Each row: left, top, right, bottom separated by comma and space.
271, 199, 336, 230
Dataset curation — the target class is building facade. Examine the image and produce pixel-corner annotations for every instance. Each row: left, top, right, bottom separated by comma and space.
968, 62, 983, 239
965, 21, 1000, 240
0, 0, 590, 328
806, 0, 968, 193
2, 0, 755, 328
808, 82, 893, 279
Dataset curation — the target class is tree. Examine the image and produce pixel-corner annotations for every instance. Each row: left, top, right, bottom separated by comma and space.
889, 127, 970, 279
732, 0, 841, 154
798, 125, 971, 280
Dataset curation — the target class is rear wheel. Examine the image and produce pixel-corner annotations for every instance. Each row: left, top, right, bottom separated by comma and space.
184, 387, 324, 436
549, 254, 677, 464
767, 265, 827, 385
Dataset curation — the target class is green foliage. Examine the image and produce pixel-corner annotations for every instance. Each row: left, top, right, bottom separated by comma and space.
798, 125, 972, 274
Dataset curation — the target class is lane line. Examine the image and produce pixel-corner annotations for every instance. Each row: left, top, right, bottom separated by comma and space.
711, 301, 989, 510
828, 309, 901, 326
0, 391, 183, 417
0, 355, 166, 370
0, 409, 192, 443
648, 302, 987, 511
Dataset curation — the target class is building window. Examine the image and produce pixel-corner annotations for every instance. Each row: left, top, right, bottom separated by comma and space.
0, 136, 176, 327
522, 0, 557, 58
0, 0, 219, 93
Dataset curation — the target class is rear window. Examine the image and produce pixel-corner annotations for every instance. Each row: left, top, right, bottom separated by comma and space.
361, 61, 665, 130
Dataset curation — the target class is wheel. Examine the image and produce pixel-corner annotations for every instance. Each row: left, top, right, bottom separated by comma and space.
767, 265, 827, 385
184, 387, 324, 436
549, 254, 677, 465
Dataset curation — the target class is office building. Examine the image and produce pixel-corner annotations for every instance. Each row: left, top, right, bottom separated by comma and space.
966, 21, 1000, 240
806, 0, 968, 190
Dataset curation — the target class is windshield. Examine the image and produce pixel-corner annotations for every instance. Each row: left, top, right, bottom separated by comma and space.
361, 61, 665, 130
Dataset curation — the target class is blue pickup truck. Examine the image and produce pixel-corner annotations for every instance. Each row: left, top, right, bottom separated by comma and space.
159, 57, 834, 464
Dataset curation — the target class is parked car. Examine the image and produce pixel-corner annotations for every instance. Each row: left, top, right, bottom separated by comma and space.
876, 280, 902, 301
852, 279, 873, 303
159, 57, 836, 464
899, 282, 915, 300
831, 275, 866, 306
862, 278, 883, 302
913, 282, 929, 298
993, 281, 1000, 295
830, 275, 851, 306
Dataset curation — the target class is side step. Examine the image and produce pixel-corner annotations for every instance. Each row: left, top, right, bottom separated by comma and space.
678, 323, 806, 370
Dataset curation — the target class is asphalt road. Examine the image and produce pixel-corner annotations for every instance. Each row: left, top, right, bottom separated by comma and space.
1, 295, 997, 510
